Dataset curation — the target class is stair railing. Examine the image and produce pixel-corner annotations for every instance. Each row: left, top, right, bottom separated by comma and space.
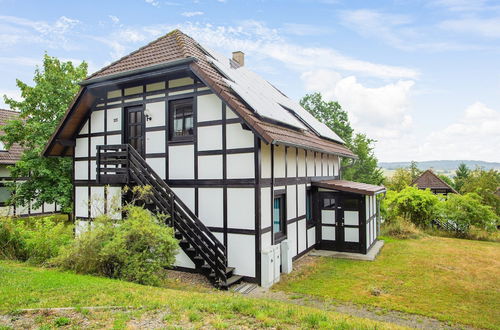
97, 144, 228, 285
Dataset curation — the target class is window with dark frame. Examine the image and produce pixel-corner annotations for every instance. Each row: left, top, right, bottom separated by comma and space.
273, 194, 286, 242
169, 98, 194, 141
0, 183, 11, 206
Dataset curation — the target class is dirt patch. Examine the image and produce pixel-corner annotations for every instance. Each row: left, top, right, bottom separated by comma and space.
163, 268, 213, 290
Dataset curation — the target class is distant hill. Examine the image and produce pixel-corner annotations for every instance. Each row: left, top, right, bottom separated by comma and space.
380, 160, 500, 178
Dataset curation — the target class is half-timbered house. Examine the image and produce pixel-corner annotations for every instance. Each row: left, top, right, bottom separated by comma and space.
413, 170, 457, 195
0, 109, 60, 216
44, 30, 385, 288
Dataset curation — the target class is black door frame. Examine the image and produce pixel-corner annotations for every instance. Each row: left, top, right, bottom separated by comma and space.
316, 191, 365, 253
124, 105, 146, 157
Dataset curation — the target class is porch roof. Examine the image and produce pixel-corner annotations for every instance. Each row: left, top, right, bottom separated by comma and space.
312, 179, 386, 196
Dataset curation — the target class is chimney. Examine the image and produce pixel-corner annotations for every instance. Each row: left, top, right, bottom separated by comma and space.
232, 51, 244, 66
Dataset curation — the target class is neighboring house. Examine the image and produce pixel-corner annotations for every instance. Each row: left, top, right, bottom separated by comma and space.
0, 109, 60, 216
44, 30, 386, 288
412, 169, 457, 195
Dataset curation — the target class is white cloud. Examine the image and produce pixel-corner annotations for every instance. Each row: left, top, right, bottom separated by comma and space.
416, 102, 500, 161
339, 9, 484, 51
439, 17, 500, 38
181, 11, 204, 17
109, 15, 120, 24
301, 69, 415, 151
0, 57, 41, 67
0, 15, 80, 50
281, 23, 331, 36
144, 0, 160, 7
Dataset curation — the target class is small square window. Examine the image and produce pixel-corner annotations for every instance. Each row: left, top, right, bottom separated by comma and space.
169, 98, 193, 141
273, 194, 286, 242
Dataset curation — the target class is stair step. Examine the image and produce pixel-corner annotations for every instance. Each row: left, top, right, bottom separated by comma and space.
186, 247, 195, 253
222, 275, 244, 288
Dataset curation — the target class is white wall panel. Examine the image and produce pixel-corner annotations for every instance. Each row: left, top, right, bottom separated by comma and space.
226, 123, 254, 149
297, 149, 306, 177
30, 200, 43, 214
228, 234, 255, 277
146, 131, 165, 154
227, 153, 254, 179
287, 223, 297, 257
106, 186, 122, 219
261, 142, 271, 179
322, 155, 327, 176
146, 158, 166, 179
227, 188, 254, 229
306, 151, 314, 176
75, 138, 88, 158
174, 249, 196, 269
273, 145, 286, 178
75, 220, 90, 236
226, 107, 238, 119
106, 108, 121, 131
90, 110, 105, 133
315, 153, 322, 176
261, 231, 272, 250
197, 125, 222, 151
197, 94, 222, 122
297, 184, 306, 216
198, 155, 223, 179
89, 160, 96, 180
75, 186, 88, 218
171, 187, 195, 214
169, 145, 194, 179
107, 134, 122, 145
334, 156, 340, 176
90, 136, 104, 157
44, 202, 55, 213
90, 186, 105, 218
307, 227, 316, 248
260, 187, 271, 229
145, 101, 165, 128
286, 185, 296, 220
80, 120, 89, 134
286, 147, 296, 177
298, 219, 307, 253
74, 161, 88, 180
198, 188, 223, 227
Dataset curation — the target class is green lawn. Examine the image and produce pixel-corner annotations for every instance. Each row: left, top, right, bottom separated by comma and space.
275, 236, 500, 329
0, 261, 402, 329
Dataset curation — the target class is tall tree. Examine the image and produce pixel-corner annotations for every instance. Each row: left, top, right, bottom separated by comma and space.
300, 92, 354, 145
454, 162, 470, 192
1, 54, 87, 211
386, 167, 413, 192
408, 161, 422, 181
461, 168, 500, 217
300, 93, 384, 185
342, 133, 385, 185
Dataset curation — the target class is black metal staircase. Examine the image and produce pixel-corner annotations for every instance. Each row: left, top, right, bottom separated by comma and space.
96, 144, 242, 289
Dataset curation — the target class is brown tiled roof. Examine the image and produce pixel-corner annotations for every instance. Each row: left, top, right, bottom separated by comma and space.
45, 30, 355, 158
0, 109, 23, 164
312, 179, 386, 196
412, 170, 457, 193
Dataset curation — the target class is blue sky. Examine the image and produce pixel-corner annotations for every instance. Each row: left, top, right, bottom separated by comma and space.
1, 0, 499, 162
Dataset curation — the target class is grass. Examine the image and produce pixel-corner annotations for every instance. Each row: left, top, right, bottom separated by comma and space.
274, 236, 500, 329
0, 261, 402, 329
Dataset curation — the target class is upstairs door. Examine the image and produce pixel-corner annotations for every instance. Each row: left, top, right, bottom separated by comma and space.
125, 106, 145, 157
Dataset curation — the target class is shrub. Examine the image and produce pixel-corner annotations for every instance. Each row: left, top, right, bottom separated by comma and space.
53, 205, 178, 286
0, 216, 73, 264
383, 186, 440, 227
381, 217, 423, 239
438, 193, 498, 233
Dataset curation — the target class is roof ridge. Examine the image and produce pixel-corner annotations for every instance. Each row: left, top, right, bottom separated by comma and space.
86, 30, 181, 80
172, 29, 192, 58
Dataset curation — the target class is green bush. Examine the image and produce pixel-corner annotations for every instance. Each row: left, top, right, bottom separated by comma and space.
438, 193, 498, 233
0, 216, 73, 264
383, 186, 440, 227
53, 205, 178, 286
